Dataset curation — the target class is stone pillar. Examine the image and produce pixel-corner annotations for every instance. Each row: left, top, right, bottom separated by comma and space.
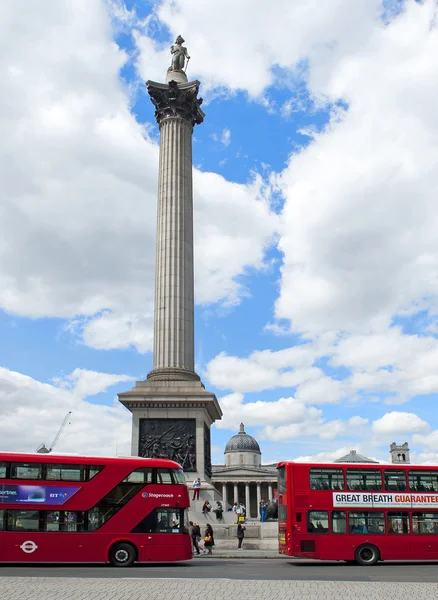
268, 483, 273, 500
117, 76, 222, 485
245, 483, 250, 518
256, 482, 261, 518
222, 482, 228, 508
146, 80, 204, 382
234, 483, 238, 503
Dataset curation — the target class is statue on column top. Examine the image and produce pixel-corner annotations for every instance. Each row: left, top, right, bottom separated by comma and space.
169, 35, 190, 72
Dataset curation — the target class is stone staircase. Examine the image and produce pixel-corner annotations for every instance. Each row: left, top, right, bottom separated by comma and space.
188, 502, 278, 550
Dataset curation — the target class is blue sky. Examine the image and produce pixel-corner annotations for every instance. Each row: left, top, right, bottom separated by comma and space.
1, 0, 438, 465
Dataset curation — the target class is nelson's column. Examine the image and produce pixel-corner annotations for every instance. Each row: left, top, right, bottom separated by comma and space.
118, 36, 222, 488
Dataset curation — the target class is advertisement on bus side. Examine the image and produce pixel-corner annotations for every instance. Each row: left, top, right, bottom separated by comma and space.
0, 484, 80, 504
333, 492, 438, 508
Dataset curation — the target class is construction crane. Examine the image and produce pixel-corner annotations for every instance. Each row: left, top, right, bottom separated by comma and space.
36, 411, 72, 453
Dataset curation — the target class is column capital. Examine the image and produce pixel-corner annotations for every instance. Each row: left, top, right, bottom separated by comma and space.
147, 80, 205, 127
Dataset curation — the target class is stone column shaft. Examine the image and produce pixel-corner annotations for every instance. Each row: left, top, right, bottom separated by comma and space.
234, 483, 238, 503
222, 482, 227, 508
256, 483, 261, 518
146, 79, 204, 382
245, 483, 251, 518
268, 483, 273, 500
153, 117, 194, 372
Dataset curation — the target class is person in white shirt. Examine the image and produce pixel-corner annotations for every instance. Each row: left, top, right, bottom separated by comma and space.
192, 477, 201, 500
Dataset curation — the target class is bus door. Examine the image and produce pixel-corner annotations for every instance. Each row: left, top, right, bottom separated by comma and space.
132, 506, 189, 561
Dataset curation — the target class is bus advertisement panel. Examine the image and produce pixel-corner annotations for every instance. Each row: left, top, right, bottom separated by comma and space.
277, 461, 438, 565
0, 452, 191, 566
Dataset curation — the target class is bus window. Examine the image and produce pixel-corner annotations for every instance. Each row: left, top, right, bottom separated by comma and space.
157, 469, 173, 484
64, 511, 85, 532
310, 468, 344, 490
409, 471, 438, 492
384, 470, 406, 491
123, 468, 153, 484
307, 511, 329, 534
412, 512, 438, 534
172, 468, 186, 485
132, 508, 185, 534
87, 507, 120, 531
0, 463, 6, 478
346, 469, 382, 491
8, 510, 40, 531
278, 466, 286, 494
388, 512, 410, 534
0, 510, 4, 530
88, 465, 104, 480
349, 512, 385, 534
46, 464, 84, 482
99, 481, 144, 506
331, 511, 346, 534
11, 463, 42, 480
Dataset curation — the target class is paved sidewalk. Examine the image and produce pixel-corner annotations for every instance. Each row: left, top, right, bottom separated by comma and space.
194, 549, 288, 559
3, 577, 438, 600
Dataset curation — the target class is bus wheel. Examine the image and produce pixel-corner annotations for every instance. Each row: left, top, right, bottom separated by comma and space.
109, 542, 137, 567
355, 544, 380, 566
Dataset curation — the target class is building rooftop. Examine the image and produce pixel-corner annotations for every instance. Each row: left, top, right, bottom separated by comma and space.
334, 449, 379, 464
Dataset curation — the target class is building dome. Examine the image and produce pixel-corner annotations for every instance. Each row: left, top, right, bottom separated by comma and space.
225, 423, 261, 454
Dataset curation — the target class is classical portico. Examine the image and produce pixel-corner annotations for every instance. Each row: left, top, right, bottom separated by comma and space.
211, 424, 277, 518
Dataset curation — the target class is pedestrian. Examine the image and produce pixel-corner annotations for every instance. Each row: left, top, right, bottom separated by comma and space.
203, 523, 214, 555
214, 501, 223, 520
192, 477, 201, 501
237, 523, 246, 549
202, 500, 211, 515
235, 502, 244, 523
191, 521, 201, 555
260, 499, 266, 522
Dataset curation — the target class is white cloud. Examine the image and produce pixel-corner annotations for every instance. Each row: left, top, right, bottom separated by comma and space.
216, 392, 322, 430
0, 0, 278, 352
274, 1, 438, 337
0, 367, 133, 455
372, 412, 430, 436
135, 0, 382, 98
215, 391, 368, 445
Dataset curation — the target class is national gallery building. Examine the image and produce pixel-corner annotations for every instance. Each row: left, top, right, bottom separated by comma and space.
211, 424, 277, 519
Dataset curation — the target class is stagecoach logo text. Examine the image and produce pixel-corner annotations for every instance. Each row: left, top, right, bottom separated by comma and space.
333, 492, 438, 509
142, 492, 174, 499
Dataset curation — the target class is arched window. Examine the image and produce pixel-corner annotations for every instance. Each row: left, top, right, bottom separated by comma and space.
240, 455, 244, 465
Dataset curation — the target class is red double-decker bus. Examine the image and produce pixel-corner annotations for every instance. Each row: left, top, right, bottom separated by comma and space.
278, 460, 438, 565
0, 452, 192, 565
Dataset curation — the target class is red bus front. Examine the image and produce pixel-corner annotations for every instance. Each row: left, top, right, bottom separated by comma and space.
277, 461, 438, 565
0, 452, 192, 565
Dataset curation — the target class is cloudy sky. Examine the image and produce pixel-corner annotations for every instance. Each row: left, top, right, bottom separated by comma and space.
1, 0, 438, 465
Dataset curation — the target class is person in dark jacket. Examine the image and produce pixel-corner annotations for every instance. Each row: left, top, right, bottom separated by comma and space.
204, 523, 214, 554
237, 523, 246, 549
191, 521, 201, 555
